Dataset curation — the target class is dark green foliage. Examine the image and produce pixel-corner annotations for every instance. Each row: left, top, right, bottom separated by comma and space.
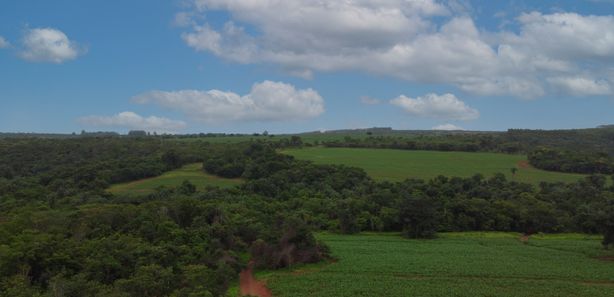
400, 194, 439, 239
251, 217, 327, 269
528, 147, 614, 174
177, 180, 197, 195
1, 136, 614, 296
596, 199, 614, 249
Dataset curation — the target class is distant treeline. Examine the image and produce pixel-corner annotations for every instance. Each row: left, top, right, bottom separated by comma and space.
528, 148, 614, 174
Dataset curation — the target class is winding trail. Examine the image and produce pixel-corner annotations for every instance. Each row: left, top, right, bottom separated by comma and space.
240, 261, 272, 297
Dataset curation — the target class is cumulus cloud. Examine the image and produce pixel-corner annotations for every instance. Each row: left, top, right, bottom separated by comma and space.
79, 112, 186, 133
132, 81, 325, 123
432, 123, 465, 131
0, 36, 9, 48
178, 1, 614, 98
547, 76, 612, 96
390, 93, 479, 121
20, 28, 84, 63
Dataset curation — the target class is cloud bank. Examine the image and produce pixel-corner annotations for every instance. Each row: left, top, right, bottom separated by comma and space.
390, 93, 479, 121
79, 112, 186, 133
132, 81, 325, 123
178, 1, 614, 98
20, 28, 84, 63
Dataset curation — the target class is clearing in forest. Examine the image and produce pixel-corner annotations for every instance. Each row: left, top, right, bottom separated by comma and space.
284, 147, 587, 185
107, 163, 242, 195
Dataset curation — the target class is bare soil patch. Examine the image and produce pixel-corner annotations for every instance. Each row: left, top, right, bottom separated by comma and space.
240, 261, 272, 297
517, 160, 530, 169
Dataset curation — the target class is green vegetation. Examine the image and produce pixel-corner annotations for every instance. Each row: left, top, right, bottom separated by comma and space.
108, 163, 242, 195
2, 137, 613, 296
263, 233, 614, 297
284, 147, 587, 184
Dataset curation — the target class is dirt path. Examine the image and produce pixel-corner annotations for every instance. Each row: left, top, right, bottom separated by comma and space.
240, 261, 272, 297
519, 234, 530, 244
517, 160, 530, 169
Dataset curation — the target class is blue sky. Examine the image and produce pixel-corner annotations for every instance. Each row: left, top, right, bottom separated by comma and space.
1, 0, 614, 134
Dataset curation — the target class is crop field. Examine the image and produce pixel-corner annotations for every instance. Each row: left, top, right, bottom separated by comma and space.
107, 163, 242, 195
257, 233, 614, 297
284, 147, 587, 184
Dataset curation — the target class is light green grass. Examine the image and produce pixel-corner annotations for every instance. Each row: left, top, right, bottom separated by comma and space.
107, 163, 242, 195
284, 147, 587, 185
261, 232, 614, 297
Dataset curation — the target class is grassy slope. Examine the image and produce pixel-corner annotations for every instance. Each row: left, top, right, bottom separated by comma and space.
284, 147, 587, 184
263, 233, 614, 297
107, 163, 242, 195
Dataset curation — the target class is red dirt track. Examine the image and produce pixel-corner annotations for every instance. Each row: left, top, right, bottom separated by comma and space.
240, 261, 272, 297
517, 160, 530, 169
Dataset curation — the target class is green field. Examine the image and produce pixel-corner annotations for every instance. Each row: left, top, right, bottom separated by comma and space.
107, 163, 242, 195
258, 233, 614, 297
284, 147, 587, 184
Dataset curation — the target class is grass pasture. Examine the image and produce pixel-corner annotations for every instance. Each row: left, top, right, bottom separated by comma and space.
284, 147, 587, 185
260, 233, 614, 297
107, 163, 242, 195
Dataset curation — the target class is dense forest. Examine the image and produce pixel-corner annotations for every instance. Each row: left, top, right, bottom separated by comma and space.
1, 136, 614, 296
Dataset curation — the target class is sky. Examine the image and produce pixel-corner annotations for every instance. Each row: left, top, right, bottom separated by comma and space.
1, 0, 614, 134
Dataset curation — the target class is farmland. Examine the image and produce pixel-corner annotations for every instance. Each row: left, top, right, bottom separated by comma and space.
2, 137, 613, 297
107, 162, 242, 195
259, 233, 614, 297
284, 147, 587, 184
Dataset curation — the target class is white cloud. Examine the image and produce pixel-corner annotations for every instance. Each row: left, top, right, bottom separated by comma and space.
547, 76, 612, 96
0, 36, 9, 48
432, 123, 465, 131
390, 93, 479, 121
20, 28, 84, 63
132, 81, 325, 123
178, 2, 614, 98
510, 12, 614, 61
79, 111, 186, 133
174, 12, 195, 27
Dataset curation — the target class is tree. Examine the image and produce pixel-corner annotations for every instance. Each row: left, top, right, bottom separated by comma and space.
161, 150, 181, 169
128, 130, 147, 137
510, 167, 518, 177
290, 136, 303, 147
115, 265, 175, 297
177, 180, 196, 195
597, 199, 614, 249
399, 194, 439, 239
